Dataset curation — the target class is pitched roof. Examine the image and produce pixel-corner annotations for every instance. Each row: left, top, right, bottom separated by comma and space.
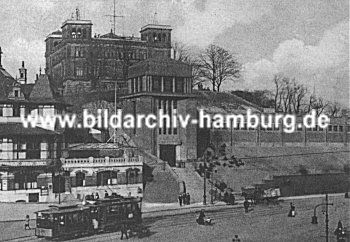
128, 57, 192, 78
29, 74, 67, 105
0, 66, 16, 101
21, 83, 35, 99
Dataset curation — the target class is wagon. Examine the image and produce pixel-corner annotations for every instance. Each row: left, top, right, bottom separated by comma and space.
242, 186, 281, 205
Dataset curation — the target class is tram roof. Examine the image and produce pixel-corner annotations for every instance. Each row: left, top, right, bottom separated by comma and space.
36, 205, 90, 215
87, 196, 142, 205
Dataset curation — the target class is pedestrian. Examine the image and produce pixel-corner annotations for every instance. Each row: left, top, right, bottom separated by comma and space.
197, 210, 205, 225
24, 215, 30, 230
104, 190, 109, 198
92, 218, 99, 233
244, 199, 249, 213
120, 223, 129, 240
95, 192, 99, 200
187, 193, 191, 205
232, 235, 241, 242
178, 194, 183, 206
182, 193, 186, 205
288, 202, 296, 217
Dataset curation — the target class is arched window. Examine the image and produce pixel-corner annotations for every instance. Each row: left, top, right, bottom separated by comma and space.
82, 29, 87, 38
126, 168, 140, 184
75, 171, 86, 187
77, 28, 82, 38
97, 171, 118, 186
153, 33, 157, 42
72, 28, 76, 38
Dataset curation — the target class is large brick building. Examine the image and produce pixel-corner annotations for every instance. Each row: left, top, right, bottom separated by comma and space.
45, 14, 172, 96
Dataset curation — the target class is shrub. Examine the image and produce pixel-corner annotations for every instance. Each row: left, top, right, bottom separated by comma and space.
298, 165, 308, 175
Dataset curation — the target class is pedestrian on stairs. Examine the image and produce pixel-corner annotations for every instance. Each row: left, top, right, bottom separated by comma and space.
178, 194, 183, 206
186, 193, 191, 205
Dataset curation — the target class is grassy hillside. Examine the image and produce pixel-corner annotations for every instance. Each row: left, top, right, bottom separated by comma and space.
212, 146, 350, 192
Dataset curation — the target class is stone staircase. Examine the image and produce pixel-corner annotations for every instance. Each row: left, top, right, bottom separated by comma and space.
172, 166, 211, 203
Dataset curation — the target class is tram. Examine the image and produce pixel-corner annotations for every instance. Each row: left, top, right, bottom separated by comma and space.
35, 195, 142, 239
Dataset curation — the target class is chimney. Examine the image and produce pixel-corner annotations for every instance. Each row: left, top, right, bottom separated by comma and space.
22, 61, 25, 68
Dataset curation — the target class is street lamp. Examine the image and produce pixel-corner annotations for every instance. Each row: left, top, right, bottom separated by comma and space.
311, 194, 333, 242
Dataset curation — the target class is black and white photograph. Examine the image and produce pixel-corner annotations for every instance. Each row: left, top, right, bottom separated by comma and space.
0, 0, 349, 241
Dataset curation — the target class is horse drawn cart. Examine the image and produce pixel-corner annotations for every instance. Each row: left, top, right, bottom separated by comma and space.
242, 185, 281, 205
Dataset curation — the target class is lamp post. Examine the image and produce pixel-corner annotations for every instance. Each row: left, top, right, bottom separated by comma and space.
311, 194, 333, 242
203, 166, 207, 205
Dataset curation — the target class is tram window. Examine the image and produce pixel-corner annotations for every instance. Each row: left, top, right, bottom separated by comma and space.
109, 205, 120, 214
59, 215, 65, 226
72, 213, 79, 224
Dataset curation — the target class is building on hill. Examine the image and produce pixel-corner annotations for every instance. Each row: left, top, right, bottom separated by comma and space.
122, 57, 197, 167
45, 14, 172, 97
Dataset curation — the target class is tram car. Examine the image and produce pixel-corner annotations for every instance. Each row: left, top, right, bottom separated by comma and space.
35, 195, 142, 239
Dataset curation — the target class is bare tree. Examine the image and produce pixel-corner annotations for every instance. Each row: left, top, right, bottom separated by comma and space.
172, 41, 190, 62
172, 41, 205, 88
306, 95, 329, 116
326, 102, 342, 117
273, 75, 308, 114
199, 44, 241, 92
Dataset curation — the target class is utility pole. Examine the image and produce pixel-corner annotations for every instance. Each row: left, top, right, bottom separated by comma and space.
325, 194, 329, 242
203, 169, 206, 205
203, 156, 207, 205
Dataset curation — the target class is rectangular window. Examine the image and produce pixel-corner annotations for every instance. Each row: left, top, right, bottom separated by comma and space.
38, 106, 44, 116
175, 77, 184, 93
339, 126, 343, 132
139, 77, 143, 92
152, 76, 161, 92
76, 67, 84, 77
14, 90, 19, 97
130, 79, 134, 93
328, 125, 332, 132
333, 125, 338, 132
163, 77, 173, 93
13, 105, 20, 117
0, 106, 3, 117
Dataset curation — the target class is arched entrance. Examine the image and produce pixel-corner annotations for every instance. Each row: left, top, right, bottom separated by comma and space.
97, 170, 118, 186
126, 168, 140, 185
75, 171, 86, 187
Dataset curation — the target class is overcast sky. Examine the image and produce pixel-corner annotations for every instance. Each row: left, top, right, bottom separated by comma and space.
0, 0, 348, 106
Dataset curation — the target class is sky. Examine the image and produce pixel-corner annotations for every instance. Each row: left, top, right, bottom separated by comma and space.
0, 0, 348, 106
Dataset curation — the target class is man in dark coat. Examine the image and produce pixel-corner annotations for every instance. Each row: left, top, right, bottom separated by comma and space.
178, 194, 183, 206
120, 223, 129, 240
244, 199, 249, 213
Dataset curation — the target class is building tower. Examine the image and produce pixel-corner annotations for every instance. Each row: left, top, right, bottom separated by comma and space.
140, 24, 172, 58
18, 61, 27, 84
